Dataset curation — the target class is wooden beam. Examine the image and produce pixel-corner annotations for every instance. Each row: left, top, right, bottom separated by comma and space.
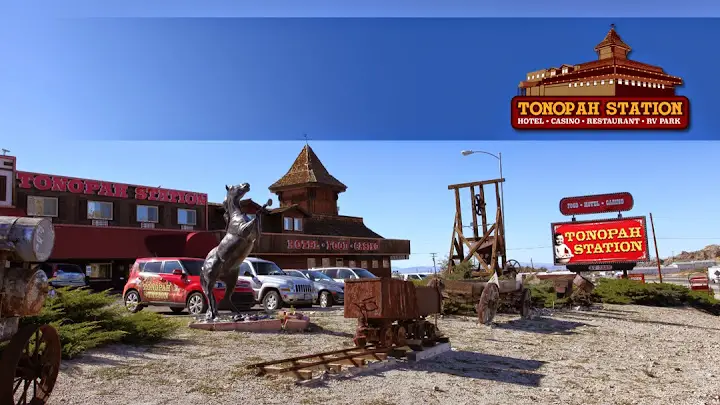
478, 186, 488, 234
469, 185, 479, 240
448, 212, 458, 269
454, 188, 464, 259
448, 178, 505, 190
456, 223, 495, 272
490, 208, 501, 270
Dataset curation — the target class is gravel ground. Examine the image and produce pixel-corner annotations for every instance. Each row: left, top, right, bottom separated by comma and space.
49, 304, 720, 405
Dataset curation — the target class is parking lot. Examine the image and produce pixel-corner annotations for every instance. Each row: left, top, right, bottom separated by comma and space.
50, 303, 720, 405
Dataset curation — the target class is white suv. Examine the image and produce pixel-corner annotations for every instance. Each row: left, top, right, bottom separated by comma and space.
238, 258, 316, 310
315, 267, 378, 285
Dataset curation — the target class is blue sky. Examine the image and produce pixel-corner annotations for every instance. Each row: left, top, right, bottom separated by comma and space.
2, 17, 720, 268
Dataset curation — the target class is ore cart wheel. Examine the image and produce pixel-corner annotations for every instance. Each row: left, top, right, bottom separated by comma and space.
379, 327, 394, 348
394, 326, 407, 347
520, 289, 532, 319
477, 282, 500, 325
0, 324, 61, 405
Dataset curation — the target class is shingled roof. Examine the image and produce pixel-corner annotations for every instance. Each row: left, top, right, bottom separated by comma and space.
269, 145, 347, 192
594, 25, 631, 53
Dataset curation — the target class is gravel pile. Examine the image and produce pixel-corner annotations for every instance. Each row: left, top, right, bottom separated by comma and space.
49, 305, 720, 405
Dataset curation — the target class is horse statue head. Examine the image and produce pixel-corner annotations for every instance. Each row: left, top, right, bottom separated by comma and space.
223, 183, 250, 218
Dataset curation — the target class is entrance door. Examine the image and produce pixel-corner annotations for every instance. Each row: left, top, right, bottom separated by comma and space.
160, 260, 189, 305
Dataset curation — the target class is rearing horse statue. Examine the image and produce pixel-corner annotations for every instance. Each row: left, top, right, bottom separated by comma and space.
200, 183, 271, 321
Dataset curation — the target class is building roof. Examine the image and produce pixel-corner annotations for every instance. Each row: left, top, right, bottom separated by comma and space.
594, 25, 631, 53
304, 215, 383, 238
268, 145, 347, 193
268, 204, 311, 217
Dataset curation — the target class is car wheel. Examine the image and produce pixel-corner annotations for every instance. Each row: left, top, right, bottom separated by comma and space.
187, 292, 208, 316
124, 290, 143, 313
170, 307, 185, 314
262, 290, 282, 311
319, 291, 333, 308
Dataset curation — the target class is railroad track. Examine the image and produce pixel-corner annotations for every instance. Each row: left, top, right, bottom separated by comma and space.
245, 345, 394, 380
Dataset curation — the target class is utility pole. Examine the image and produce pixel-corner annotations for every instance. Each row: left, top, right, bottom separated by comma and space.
650, 213, 663, 283
430, 253, 438, 276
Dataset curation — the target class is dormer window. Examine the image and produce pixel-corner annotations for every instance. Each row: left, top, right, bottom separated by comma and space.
283, 216, 303, 232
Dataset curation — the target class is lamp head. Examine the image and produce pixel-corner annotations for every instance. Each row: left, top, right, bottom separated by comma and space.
461, 150, 474, 156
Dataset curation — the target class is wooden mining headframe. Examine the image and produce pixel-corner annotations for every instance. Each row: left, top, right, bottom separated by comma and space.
447, 178, 506, 274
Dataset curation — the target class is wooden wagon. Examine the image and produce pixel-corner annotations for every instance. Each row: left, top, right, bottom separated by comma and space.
0, 217, 62, 405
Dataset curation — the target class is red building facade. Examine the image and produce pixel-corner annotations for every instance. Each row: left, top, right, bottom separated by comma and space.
0, 147, 410, 290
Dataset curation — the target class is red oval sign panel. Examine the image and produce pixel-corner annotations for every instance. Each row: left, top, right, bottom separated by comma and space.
559, 192, 634, 216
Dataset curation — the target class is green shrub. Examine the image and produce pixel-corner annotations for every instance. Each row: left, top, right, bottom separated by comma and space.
686, 290, 720, 315
528, 280, 562, 308
21, 287, 180, 359
593, 278, 688, 306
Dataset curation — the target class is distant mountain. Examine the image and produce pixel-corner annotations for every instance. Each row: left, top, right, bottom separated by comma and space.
392, 262, 566, 273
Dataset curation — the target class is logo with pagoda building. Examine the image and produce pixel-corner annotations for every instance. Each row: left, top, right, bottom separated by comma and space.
511, 25, 690, 130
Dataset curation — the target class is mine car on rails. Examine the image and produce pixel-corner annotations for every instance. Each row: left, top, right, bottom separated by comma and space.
343, 277, 446, 348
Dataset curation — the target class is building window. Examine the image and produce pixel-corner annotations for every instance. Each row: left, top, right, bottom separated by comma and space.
642, 82, 646, 87
580, 82, 583, 86
87, 201, 113, 220
178, 209, 197, 225
550, 71, 555, 76
527, 76, 530, 80
294, 218, 303, 232
593, 81, 597, 86
321, 258, 330, 267
601, 80, 605, 85
360, 260, 368, 269
383, 259, 390, 268
372, 260, 379, 269
88, 263, 112, 279
562, 68, 568, 74
568, 83, 572, 87
283, 217, 293, 231
137, 205, 159, 223
662, 84, 665, 89
574, 83, 578, 87
631, 80, 635, 86
541, 73, 545, 78
336, 258, 344, 266
585, 82, 589, 86
349, 260, 356, 267
610, 79, 614, 84
307, 258, 316, 268
27, 196, 58, 217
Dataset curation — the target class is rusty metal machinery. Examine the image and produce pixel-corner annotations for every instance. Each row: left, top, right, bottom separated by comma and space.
437, 272, 532, 325
0, 216, 61, 405
344, 278, 445, 348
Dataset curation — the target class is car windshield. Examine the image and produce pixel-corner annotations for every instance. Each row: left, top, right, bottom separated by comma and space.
354, 269, 377, 279
254, 261, 286, 276
56, 264, 83, 273
286, 270, 306, 279
181, 260, 204, 276
308, 271, 334, 281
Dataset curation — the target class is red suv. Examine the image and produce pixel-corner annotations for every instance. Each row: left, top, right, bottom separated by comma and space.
122, 257, 255, 315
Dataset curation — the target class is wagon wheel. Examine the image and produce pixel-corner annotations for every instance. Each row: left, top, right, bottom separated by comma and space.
0, 324, 61, 405
503, 259, 522, 278
520, 288, 532, 319
394, 326, 407, 347
378, 327, 394, 348
477, 282, 500, 325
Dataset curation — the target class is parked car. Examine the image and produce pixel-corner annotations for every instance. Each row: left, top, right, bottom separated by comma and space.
285, 269, 344, 308
37, 263, 88, 288
708, 266, 720, 284
314, 267, 378, 284
238, 258, 316, 311
122, 257, 255, 315
399, 273, 431, 281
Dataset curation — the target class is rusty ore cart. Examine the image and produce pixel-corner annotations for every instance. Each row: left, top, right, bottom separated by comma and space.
0, 216, 61, 405
344, 278, 443, 348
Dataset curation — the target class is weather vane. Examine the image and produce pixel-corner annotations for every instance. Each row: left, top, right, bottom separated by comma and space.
303, 133, 310, 146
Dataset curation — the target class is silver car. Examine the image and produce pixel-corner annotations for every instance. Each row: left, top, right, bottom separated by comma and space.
37, 263, 88, 288
285, 269, 345, 308
314, 267, 378, 285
